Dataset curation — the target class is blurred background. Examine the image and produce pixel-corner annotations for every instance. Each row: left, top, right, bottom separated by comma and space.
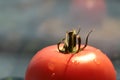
0, 0, 120, 80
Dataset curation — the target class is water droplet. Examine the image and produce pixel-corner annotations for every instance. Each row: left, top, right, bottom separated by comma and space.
48, 63, 55, 71
51, 73, 55, 77
71, 60, 80, 64
51, 73, 56, 80
94, 59, 100, 64
72, 60, 75, 63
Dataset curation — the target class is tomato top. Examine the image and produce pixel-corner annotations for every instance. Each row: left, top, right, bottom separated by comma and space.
25, 29, 116, 80
25, 45, 116, 80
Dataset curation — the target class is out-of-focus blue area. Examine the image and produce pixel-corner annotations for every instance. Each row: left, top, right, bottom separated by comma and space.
0, 0, 120, 80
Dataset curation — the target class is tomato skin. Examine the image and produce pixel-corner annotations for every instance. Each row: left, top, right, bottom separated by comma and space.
25, 45, 116, 80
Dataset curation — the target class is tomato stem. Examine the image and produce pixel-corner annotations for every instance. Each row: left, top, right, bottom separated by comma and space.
57, 28, 92, 54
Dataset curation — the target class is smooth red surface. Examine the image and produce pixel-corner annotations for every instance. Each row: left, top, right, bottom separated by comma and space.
25, 45, 116, 80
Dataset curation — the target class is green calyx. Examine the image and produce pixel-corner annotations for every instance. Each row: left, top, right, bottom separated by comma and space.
57, 28, 92, 54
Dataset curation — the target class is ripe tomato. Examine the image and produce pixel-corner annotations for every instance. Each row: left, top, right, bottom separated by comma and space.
25, 29, 116, 80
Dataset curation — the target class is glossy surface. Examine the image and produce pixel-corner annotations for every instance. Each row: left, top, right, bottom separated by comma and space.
25, 45, 116, 80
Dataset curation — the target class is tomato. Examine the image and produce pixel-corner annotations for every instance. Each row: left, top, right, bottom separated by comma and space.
25, 29, 116, 80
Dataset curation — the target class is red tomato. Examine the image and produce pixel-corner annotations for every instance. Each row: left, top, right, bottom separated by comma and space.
25, 29, 116, 80
25, 45, 116, 80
